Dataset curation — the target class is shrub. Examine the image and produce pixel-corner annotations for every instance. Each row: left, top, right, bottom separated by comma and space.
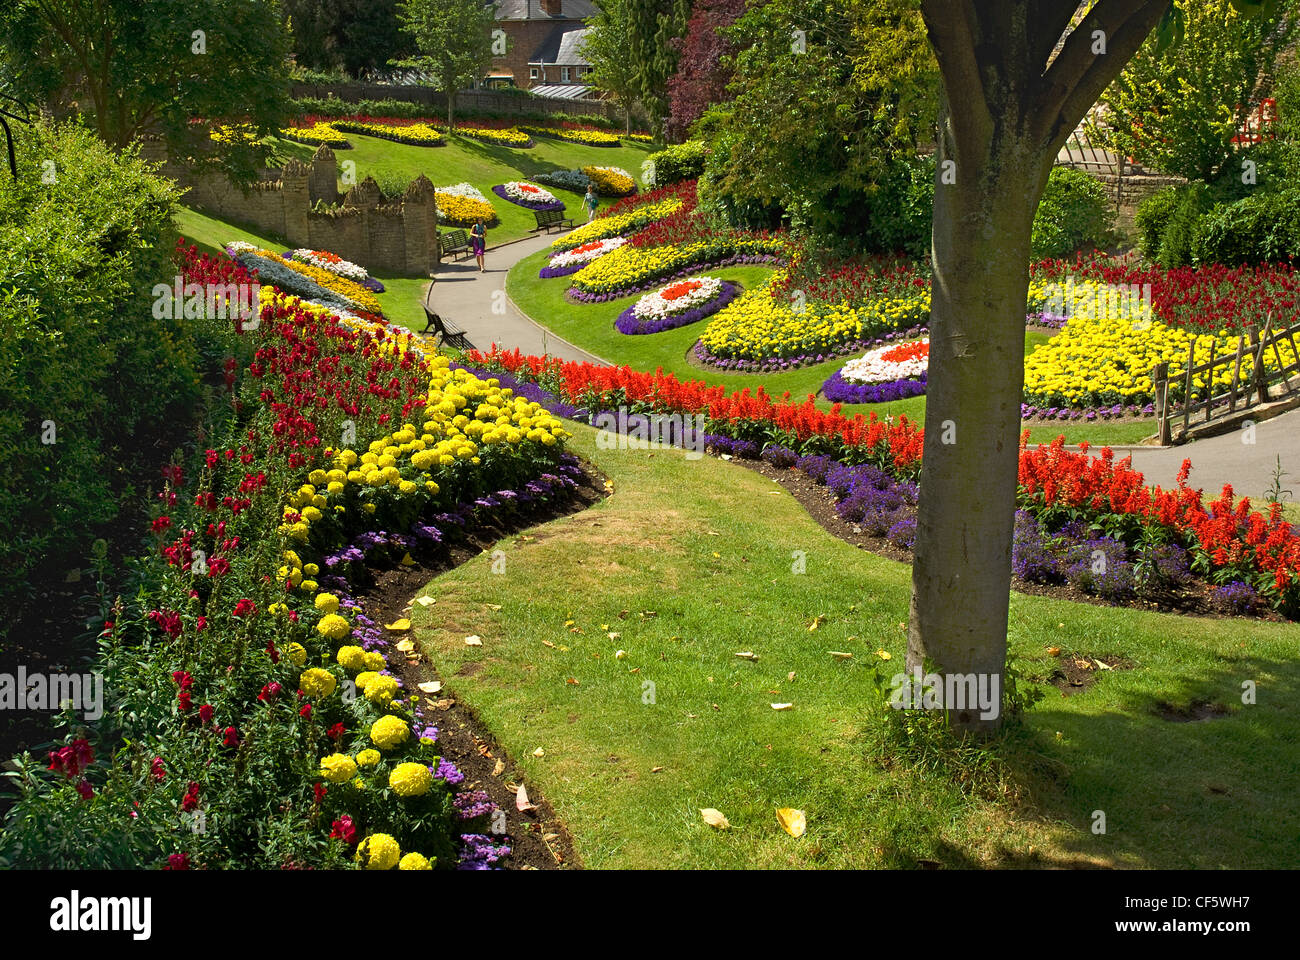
0, 122, 202, 623
642, 141, 709, 189
1192, 189, 1300, 266
1030, 168, 1113, 260
1134, 186, 1184, 262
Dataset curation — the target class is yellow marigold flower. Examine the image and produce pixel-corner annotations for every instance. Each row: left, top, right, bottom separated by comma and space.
286, 642, 307, 667
389, 761, 433, 797
336, 645, 367, 672
370, 715, 410, 751
399, 852, 434, 870
355, 670, 379, 692
363, 651, 386, 671
300, 667, 337, 699
299, 579, 319, 593
355, 833, 401, 870
319, 752, 358, 784
316, 613, 351, 642
364, 674, 399, 706
315, 593, 340, 615
355, 748, 381, 768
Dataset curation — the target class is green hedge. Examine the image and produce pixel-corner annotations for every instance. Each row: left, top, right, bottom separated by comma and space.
1136, 181, 1300, 267
642, 140, 708, 188
290, 96, 618, 129
0, 122, 201, 624
1031, 167, 1114, 260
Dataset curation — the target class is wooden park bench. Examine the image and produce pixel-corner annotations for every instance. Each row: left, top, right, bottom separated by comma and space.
420, 280, 475, 351
532, 208, 575, 233
438, 229, 472, 261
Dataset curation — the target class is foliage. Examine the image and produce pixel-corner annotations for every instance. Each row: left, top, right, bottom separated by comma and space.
1029, 168, 1115, 261
0, 0, 291, 185
701, 0, 939, 248
665, 0, 747, 143
0, 122, 194, 626
1192, 186, 1300, 264
1101, 0, 1297, 182
627, 0, 694, 139
392, 0, 496, 127
583, 0, 643, 135
642, 140, 709, 188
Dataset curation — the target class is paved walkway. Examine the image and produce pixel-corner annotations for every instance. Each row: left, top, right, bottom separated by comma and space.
424, 231, 606, 365
1097, 409, 1300, 500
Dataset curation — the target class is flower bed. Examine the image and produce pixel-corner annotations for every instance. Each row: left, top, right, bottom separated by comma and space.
434, 183, 498, 227
569, 241, 785, 300
280, 121, 353, 149
227, 242, 383, 315
521, 124, 620, 147
0, 243, 576, 869
331, 118, 445, 147
615, 278, 741, 335
464, 345, 1300, 618
540, 237, 627, 278
450, 123, 532, 147
288, 248, 370, 283
820, 340, 930, 403
491, 181, 564, 212
550, 181, 694, 252
582, 165, 637, 196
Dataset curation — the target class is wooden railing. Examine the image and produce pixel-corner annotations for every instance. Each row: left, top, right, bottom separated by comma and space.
1151, 312, 1300, 443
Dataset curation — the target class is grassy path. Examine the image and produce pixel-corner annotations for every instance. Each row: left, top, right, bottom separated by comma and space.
409, 426, 1300, 869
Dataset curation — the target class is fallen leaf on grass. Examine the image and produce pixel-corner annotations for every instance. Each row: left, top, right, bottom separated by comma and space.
565, 677, 580, 685
650, 766, 664, 773
700, 808, 730, 830
431, 698, 455, 710
385, 619, 411, 632
807, 616, 826, 632
516, 784, 537, 812
541, 639, 557, 649
395, 639, 414, 653
776, 808, 806, 838
615, 649, 626, 659
771, 703, 793, 711
415, 595, 436, 607
735, 651, 757, 660
533, 747, 545, 757
1094, 659, 1113, 671
1046, 645, 1061, 657
607, 631, 621, 640
464, 635, 482, 646
828, 651, 853, 660
492, 759, 505, 777
787, 671, 796, 682
417, 680, 442, 694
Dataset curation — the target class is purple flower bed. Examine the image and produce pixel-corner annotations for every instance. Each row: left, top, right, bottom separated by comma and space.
1027, 311, 1070, 329
539, 261, 590, 279
693, 324, 927, 375
1021, 401, 1156, 421
568, 253, 785, 303
822, 370, 927, 404
614, 281, 741, 335
491, 183, 566, 212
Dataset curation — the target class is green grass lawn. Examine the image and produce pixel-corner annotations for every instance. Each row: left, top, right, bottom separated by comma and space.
411, 426, 1300, 869
506, 247, 1158, 447
272, 131, 655, 246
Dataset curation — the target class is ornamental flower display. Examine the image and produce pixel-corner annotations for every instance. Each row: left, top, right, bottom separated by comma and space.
615, 276, 742, 335
280, 120, 352, 148
227, 244, 383, 315
581, 165, 637, 196
522, 123, 621, 147
288, 249, 369, 283
434, 182, 498, 227
332, 118, 445, 147
370, 715, 411, 751
823, 339, 929, 404
492, 180, 564, 212
389, 761, 434, 797
450, 122, 532, 147
356, 833, 402, 870
541, 237, 627, 279
320, 753, 359, 784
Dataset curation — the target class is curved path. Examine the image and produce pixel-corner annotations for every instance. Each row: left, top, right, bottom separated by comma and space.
424, 231, 605, 365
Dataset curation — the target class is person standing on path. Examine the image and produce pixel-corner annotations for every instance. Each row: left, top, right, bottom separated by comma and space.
471, 218, 487, 272
584, 183, 599, 223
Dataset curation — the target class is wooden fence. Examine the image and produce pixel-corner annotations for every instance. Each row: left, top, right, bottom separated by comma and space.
1151, 313, 1300, 443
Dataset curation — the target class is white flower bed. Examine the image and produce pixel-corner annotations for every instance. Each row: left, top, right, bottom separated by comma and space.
839, 338, 930, 384
632, 276, 722, 321
435, 182, 488, 201
289, 249, 369, 282
501, 181, 559, 205
547, 236, 626, 269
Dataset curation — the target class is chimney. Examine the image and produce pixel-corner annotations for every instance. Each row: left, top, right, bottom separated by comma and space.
540, 0, 562, 15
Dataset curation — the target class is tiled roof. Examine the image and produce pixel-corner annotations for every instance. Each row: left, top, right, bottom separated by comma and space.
493, 0, 595, 21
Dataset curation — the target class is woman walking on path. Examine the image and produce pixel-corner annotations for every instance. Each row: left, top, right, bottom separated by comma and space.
583, 183, 599, 223
471, 218, 487, 272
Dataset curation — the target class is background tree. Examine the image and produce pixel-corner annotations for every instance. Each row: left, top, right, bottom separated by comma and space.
393, 0, 496, 128
282, 0, 342, 73
583, 0, 642, 134
0, 0, 291, 182
665, 0, 747, 143
335, 0, 416, 78
699, 0, 938, 247
1101, 0, 1296, 183
627, 0, 693, 139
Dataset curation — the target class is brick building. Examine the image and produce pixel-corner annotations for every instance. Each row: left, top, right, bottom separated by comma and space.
489, 0, 595, 92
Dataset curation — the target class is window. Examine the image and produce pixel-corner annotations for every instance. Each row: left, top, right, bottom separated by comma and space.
561, 66, 570, 82
530, 67, 539, 79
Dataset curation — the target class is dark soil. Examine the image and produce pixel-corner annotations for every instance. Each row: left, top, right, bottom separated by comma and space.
341, 459, 609, 869
1039, 652, 1137, 696
728, 455, 1285, 624
1154, 699, 1232, 722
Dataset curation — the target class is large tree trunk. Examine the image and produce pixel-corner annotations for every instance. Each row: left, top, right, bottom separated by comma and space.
907, 121, 1047, 735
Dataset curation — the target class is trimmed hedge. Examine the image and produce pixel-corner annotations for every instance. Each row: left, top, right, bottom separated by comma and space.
642, 141, 708, 189
1030, 167, 1114, 261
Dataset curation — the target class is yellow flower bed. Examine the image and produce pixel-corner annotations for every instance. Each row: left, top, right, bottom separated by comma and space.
247, 247, 382, 315
550, 197, 684, 251
1023, 311, 1298, 406
524, 125, 620, 146
454, 124, 531, 147
332, 119, 444, 146
280, 121, 352, 148
434, 192, 498, 227
571, 236, 785, 296
699, 273, 931, 360
581, 165, 637, 196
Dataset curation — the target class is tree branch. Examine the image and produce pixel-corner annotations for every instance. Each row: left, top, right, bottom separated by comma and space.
920, 0, 994, 159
